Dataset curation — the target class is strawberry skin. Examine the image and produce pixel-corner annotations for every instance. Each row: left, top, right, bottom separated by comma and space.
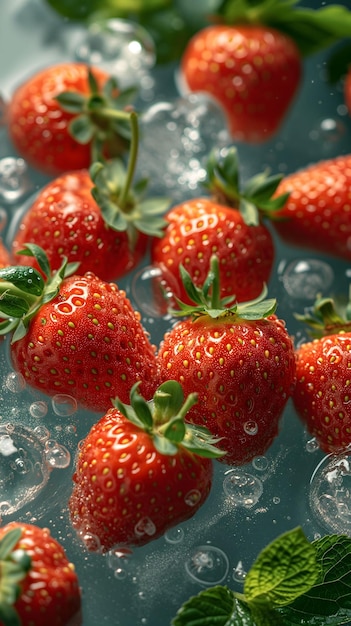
12, 170, 148, 282
151, 198, 274, 304
180, 24, 301, 143
69, 383, 216, 551
293, 333, 351, 453
11, 272, 159, 412
0, 522, 81, 626
158, 313, 296, 466
272, 155, 351, 259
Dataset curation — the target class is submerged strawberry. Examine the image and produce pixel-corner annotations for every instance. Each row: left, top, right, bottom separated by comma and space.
0, 245, 158, 412
6, 62, 135, 175
69, 380, 223, 551
0, 522, 81, 626
157, 256, 296, 466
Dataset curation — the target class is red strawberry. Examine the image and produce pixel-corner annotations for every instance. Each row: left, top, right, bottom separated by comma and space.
293, 294, 351, 453
0, 240, 10, 268
69, 380, 223, 551
0, 522, 81, 626
6, 62, 135, 175
11, 114, 168, 282
180, 23, 301, 143
0, 245, 159, 412
270, 154, 351, 260
157, 256, 296, 466
151, 147, 287, 305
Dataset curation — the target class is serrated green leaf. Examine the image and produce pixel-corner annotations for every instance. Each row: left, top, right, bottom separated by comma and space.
163, 417, 186, 443
239, 198, 260, 227
0, 293, 30, 318
172, 585, 253, 626
69, 114, 95, 144
99, 200, 129, 231
0, 267, 44, 297
238, 298, 277, 320
16, 243, 51, 277
244, 527, 319, 609
130, 387, 153, 429
0, 529, 22, 562
138, 198, 170, 216
152, 433, 178, 456
55, 90, 85, 112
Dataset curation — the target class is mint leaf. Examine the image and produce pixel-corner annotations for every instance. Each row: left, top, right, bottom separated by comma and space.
280, 534, 351, 625
171, 585, 255, 626
244, 527, 319, 608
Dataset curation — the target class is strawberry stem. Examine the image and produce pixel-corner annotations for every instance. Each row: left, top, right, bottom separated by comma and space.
119, 111, 139, 211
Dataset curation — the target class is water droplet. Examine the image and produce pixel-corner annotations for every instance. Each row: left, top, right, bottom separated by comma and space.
252, 456, 268, 471
52, 394, 78, 417
131, 264, 180, 318
44, 440, 71, 469
114, 567, 127, 580
306, 437, 320, 453
80, 531, 101, 552
280, 258, 334, 300
243, 420, 258, 436
272, 496, 281, 505
134, 516, 156, 538
164, 527, 184, 544
0, 157, 33, 204
223, 471, 263, 508
5, 371, 26, 393
33, 425, 50, 442
233, 560, 247, 583
184, 489, 202, 507
309, 452, 351, 534
185, 545, 229, 586
29, 401, 48, 419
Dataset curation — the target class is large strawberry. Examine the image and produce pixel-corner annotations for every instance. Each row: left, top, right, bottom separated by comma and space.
157, 256, 296, 466
269, 154, 351, 260
180, 1, 351, 142
11, 113, 168, 282
151, 147, 287, 305
69, 380, 223, 551
293, 293, 351, 454
6, 62, 135, 175
0, 244, 159, 413
0, 522, 81, 626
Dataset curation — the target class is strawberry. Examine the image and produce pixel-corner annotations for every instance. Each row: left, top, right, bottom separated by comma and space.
11, 113, 168, 282
0, 522, 81, 626
157, 256, 296, 466
270, 154, 351, 260
69, 380, 223, 551
0, 240, 10, 268
151, 147, 287, 305
6, 62, 135, 175
180, 1, 351, 143
293, 294, 351, 454
0, 244, 159, 413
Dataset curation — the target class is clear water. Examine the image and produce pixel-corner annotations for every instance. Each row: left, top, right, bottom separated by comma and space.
1, 1, 351, 624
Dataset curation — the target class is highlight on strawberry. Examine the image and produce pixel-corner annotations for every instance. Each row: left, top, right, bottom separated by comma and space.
157, 254, 296, 466
180, 0, 351, 143
6, 62, 137, 175
11, 111, 169, 282
151, 146, 288, 305
69, 379, 224, 551
293, 290, 351, 454
0, 244, 159, 413
0, 522, 81, 626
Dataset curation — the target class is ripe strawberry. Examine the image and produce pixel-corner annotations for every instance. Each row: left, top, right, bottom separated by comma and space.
151, 147, 287, 305
293, 294, 351, 453
157, 256, 296, 466
11, 114, 168, 282
0, 522, 81, 626
6, 62, 135, 175
0, 245, 159, 412
270, 154, 351, 260
69, 380, 223, 551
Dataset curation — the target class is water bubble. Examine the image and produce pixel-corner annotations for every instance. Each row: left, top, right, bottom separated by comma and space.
185, 545, 229, 586
252, 456, 268, 471
44, 440, 71, 469
272, 496, 281, 505
280, 258, 334, 300
52, 394, 78, 417
131, 264, 180, 318
309, 452, 351, 534
80, 531, 101, 552
309, 117, 346, 145
184, 489, 202, 507
0, 157, 33, 204
306, 437, 320, 453
134, 516, 156, 539
164, 527, 184, 544
5, 371, 26, 393
33, 425, 50, 442
243, 420, 258, 436
29, 401, 48, 419
223, 470, 263, 508
233, 560, 247, 583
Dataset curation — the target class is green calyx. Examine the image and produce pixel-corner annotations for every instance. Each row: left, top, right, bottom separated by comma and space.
295, 289, 351, 338
113, 380, 225, 458
0, 244, 79, 343
55, 67, 137, 162
89, 111, 169, 247
171, 254, 277, 321
204, 147, 289, 227
216, 0, 351, 57
0, 527, 32, 626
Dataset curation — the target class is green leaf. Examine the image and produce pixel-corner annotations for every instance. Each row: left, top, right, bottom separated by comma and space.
16, 243, 51, 278
55, 90, 85, 112
244, 527, 319, 609
0, 530, 22, 561
0, 293, 30, 318
172, 585, 254, 626
152, 433, 178, 456
239, 198, 260, 227
0, 603, 21, 626
152, 380, 185, 421
0, 267, 44, 297
69, 114, 96, 144
130, 384, 153, 429
163, 417, 186, 443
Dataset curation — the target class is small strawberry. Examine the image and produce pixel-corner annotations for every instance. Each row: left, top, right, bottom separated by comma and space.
6, 62, 135, 175
293, 293, 351, 454
0, 522, 81, 626
270, 154, 351, 260
69, 380, 223, 551
151, 147, 287, 305
0, 244, 159, 413
180, 1, 351, 142
157, 256, 296, 466
12, 112, 168, 282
